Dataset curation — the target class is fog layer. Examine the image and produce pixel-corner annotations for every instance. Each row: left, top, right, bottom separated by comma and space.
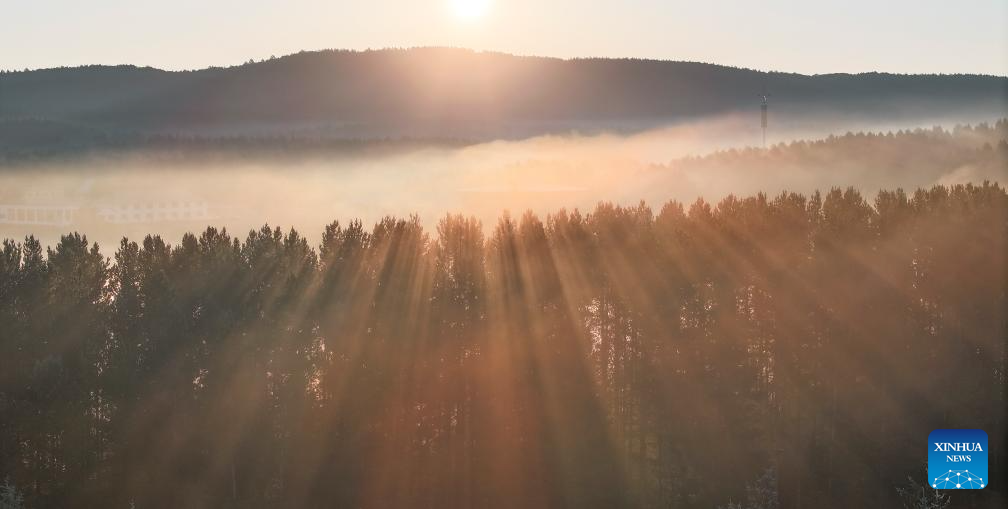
1, 115, 1005, 249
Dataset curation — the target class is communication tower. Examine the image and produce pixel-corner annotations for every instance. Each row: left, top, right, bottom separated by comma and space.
760, 94, 768, 149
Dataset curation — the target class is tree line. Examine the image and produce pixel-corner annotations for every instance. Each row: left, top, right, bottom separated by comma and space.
1, 183, 1005, 508
0, 117, 467, 165
656, 120, 1008, 199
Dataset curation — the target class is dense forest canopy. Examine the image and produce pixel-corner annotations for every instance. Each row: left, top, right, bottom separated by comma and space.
1, 48, 1005, 143
1, 183, 1005, 508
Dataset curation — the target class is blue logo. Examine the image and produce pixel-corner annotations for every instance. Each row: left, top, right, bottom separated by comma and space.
928, 429, 988, 489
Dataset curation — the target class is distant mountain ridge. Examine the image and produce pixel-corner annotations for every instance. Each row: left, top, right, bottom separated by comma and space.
1, 47, 1006, 142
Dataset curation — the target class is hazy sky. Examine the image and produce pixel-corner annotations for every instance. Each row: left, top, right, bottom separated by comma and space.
4, 0, 1006, 75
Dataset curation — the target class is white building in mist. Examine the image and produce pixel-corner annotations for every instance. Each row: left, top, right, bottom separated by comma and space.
0, 185, 216, 227
95, 200, 212, 224
0, 204, 79, 226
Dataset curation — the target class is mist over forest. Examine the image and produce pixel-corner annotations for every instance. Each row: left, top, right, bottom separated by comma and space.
3, 48, 1004, 251
1, 118, 1005, 250
1, 45, 1007, 509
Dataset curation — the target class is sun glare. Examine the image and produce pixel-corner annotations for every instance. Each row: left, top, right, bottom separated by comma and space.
451, 0, 491, 20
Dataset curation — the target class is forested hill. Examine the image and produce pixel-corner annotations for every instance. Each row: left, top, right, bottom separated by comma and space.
1, 47, 1005, 141
651, 120, 1008, 196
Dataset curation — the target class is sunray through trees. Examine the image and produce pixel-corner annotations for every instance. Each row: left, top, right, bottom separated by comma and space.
1, 183, 1005, 508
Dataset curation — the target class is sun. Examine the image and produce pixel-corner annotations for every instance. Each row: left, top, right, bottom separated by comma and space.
451, 0, 491, 21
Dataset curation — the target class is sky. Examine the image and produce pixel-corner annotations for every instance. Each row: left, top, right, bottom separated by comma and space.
3, 0, 1006, 75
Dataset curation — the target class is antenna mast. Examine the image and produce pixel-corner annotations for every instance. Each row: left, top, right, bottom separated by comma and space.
760, 94, 768, 149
